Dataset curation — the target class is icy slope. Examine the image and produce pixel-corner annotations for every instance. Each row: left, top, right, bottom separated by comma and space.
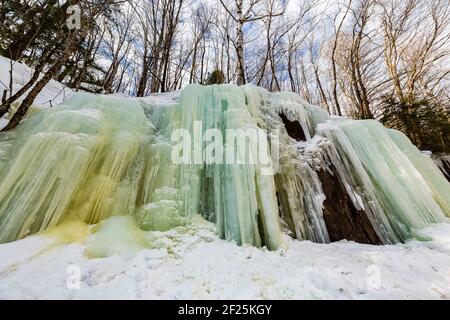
0, 218, 449, 299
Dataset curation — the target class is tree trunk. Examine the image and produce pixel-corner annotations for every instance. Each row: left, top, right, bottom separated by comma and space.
2, 61, 64, 130
313, 64, 330, 113
287, 52, 296, 92
150, 45, 162, 93
103, 59, 119, 94
137, 39, 149, 97
189, 39, 198, 84
0, 46, 54, 118
235, 19, 246, 86
330, 2, 351, 116
299, 61, 311, 103
235, 0, 246, 86
2, 33, 78, 131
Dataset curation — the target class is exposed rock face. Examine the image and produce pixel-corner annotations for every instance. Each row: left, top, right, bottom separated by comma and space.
433, 155, 450, 182
443, 162, 450, 182
279, 112, 381, 245
279, 113, 306, 141
317, 166, 381, 244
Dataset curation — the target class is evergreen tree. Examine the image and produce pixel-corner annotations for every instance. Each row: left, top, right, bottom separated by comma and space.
206, 70, 225, 85
380, 97, 450, 153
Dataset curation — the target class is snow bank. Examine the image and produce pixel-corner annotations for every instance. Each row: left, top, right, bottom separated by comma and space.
0, 218, 449, 300
0, 55, 179, 129
0, 56, 73, 129
0, 56, 73, 108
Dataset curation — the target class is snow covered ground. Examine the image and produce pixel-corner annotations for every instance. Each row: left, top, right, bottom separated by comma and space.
0, 218, 449, 300
0, 55, 449, 300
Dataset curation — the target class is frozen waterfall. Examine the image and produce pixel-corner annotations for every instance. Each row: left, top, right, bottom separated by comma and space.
0, 84, 448, 251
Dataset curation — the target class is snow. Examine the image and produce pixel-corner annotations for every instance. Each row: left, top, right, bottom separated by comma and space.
141, 90, 181, 105
1, 55, 450, 300
0, 56, 73, 108
0, 218, 449, 299
0, 56, 73, 129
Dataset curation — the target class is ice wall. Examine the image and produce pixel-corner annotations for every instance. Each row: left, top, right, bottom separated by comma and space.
0, 94, 153, 242
322, 121, 447, 241
0, 85, 282, 249
0, 84, 448, 249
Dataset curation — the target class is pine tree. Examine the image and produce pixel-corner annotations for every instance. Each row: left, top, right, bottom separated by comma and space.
206, 70, 225, 85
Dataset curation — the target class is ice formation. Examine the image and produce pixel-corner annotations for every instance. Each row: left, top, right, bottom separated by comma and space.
0, 84, 448, 250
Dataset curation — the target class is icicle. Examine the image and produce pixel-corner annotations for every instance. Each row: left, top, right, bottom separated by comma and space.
242, 86, 330, 243
387, 129, 450, 217
0, 94, 153, 242
319, 120, 446, 242
172, 85, 283, 249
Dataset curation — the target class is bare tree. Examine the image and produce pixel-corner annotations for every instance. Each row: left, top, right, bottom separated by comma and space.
188, 4, 214, 84
102, 8, 134, 93
381, 0, 450, 105
2, 1, 118, 131
219, 0, 286, 85
330, 0, 378, 119
380, 0, 450, 149
330, 0, 352, 116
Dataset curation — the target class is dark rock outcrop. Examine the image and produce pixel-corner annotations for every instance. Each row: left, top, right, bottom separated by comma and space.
437, 157, 450, 182
279, 113, 306, 141
279, 112, 381, 245
317, 164, 381, 245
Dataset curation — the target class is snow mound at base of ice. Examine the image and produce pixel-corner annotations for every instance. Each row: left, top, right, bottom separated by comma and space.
0, 218, 449, 300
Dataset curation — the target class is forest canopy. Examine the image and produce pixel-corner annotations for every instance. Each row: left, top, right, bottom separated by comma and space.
0, 0, 449, 152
